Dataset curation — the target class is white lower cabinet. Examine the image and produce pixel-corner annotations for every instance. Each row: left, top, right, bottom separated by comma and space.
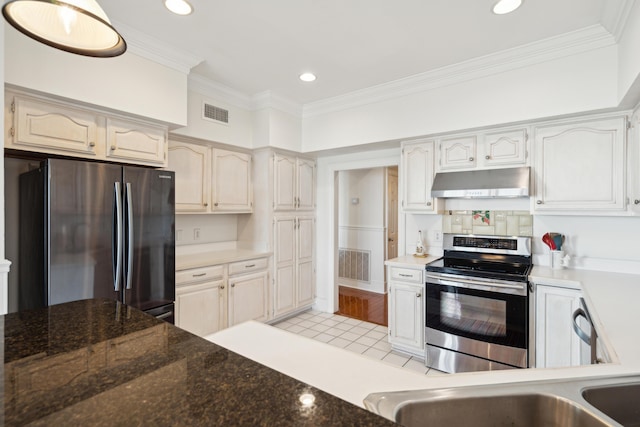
535, 282, 589, 368
175, 257, 269, 336
387, 266, 425, 356
228, 270, 269, 326
176, 280, 225, 337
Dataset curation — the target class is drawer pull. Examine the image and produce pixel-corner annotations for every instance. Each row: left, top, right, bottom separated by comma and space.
192, 273, 206, 277
245, 264, 256, 268
399, 274, 412, 277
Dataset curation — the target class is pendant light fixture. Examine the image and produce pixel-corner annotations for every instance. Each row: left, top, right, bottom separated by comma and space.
2, 0, 126, 57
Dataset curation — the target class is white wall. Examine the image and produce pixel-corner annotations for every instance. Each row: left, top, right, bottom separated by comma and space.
618, 1, 640, 102
338, 168, 386, 293
171, 90, 253, 149
4, 26, 188, 126
315, 147, 400, 313
252, 107, 302, 151
302, 46, 618, 151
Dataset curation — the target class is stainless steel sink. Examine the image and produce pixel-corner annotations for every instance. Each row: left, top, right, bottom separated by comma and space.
583, 382, 640, 427
364, 375, 640, 427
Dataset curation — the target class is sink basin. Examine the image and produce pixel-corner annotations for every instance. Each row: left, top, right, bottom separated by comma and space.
582, 383, 640, 427
395, 393, 609, 427
364, 375, 640, 427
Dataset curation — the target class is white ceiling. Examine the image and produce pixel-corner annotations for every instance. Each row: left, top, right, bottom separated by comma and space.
100, 0, 632, 106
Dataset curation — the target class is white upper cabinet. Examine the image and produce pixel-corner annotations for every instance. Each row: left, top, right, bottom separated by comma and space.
168, 139, 253, 214
211, 149, 253, 213
5, 90, 168, 167
438, 134, 477, 171
273, 153, 315, 211
436, 127, 529, 171
168, 141, 210, 212
105, 117, 167, 166
401, 139, 437, 213
9, 95, 101, 157
533, 115, 626, 213
481, 128, 528, 167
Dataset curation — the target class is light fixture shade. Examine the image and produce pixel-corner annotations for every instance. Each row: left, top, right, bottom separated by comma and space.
2, 0, 126, 57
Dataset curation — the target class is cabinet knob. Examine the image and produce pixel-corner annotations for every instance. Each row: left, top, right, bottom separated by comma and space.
416, 293, 422, 298
485, 155, 490, 160
426, 202, 432, 206
89, 141, 96, 147
214, 202, 219, 207
536, 200, 543, 205
469, 157, 474, 162
231, 283, 235, 288
220, 285, 225, 289
635, 199, 640, 205
110, 145, 116, 151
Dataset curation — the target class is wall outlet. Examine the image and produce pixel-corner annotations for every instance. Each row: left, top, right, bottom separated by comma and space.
434, 230, 443, 242
194, 228, 201, 240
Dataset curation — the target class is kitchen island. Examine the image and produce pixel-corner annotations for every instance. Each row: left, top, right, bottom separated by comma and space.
2, 299, 394, 426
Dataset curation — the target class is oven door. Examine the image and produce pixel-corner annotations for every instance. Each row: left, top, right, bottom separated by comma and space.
425, 273, 528, 368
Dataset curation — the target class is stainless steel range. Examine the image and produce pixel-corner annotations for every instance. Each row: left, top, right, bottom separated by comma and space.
425, 234, 532, 373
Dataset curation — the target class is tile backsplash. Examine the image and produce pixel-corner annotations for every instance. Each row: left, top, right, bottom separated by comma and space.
442, 210, 533, 236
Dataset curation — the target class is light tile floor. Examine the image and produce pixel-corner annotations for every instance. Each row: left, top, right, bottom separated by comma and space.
273, 309, 447, 376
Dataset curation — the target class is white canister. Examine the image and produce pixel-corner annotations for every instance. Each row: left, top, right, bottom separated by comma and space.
551, 250, 570, 269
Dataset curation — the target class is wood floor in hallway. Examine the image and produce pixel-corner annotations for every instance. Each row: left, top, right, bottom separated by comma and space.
336, 286, 388, 327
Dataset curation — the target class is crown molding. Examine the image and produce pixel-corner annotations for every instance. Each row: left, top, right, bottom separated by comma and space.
113, 20, 203, 74
251, 91, 302, 117
303, 24, 616, 119
188, 74, 253, 110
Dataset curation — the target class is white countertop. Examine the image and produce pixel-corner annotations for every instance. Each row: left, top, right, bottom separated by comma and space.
205, 263, 640, 410
384, 254, 441, 268
176, 249, 271, 271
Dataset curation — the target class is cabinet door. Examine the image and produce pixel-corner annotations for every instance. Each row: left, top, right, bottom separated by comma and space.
534, 117, 626, 212
296, 216, 315, 307
273, 216, 296, 316
274, 154, 296, 211
482, 128, 528, 167
438, 135, 477, 170
168, 141, 210, 213
228, 271, 269, 326
106, 118, 167, 166
175, 280, 225, 337
401, 140, 436, 212
297, 158, 316, 211
535, 285, 585, 368
629, 110, 640, 214
11, 95, 101, 157
388, 282, 424, 351
211, 149, 253, 212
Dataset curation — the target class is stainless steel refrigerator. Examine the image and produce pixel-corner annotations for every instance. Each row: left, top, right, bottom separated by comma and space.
19, 158, 175, 322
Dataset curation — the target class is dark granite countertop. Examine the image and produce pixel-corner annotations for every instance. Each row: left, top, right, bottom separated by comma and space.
2, 299, 396, 426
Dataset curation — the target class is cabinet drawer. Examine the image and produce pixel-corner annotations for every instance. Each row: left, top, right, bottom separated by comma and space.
228, 258, 268, 276
389, 267, 423, 284
177, 265, 224, 285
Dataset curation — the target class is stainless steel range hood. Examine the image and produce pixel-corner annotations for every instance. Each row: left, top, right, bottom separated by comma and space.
431, 166, 530, 198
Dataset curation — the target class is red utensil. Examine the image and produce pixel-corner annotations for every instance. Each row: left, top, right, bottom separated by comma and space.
542, 233, 556, 250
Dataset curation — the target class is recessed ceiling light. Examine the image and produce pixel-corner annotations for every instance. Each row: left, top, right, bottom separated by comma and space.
164, 0, 193, 16
492, 0, 523, 15
299, 72, 317, 82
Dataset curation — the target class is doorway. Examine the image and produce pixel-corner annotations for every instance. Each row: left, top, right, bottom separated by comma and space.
335, 166, 398, 326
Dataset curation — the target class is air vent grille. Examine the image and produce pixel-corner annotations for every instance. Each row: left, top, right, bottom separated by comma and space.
203, 103, 229, 124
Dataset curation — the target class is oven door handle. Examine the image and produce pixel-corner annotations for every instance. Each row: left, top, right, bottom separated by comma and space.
425, 274, 527, 294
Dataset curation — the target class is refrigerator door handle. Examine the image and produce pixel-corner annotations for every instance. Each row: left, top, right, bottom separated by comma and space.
125, 182, 134, 290
113, 182, 123, 292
